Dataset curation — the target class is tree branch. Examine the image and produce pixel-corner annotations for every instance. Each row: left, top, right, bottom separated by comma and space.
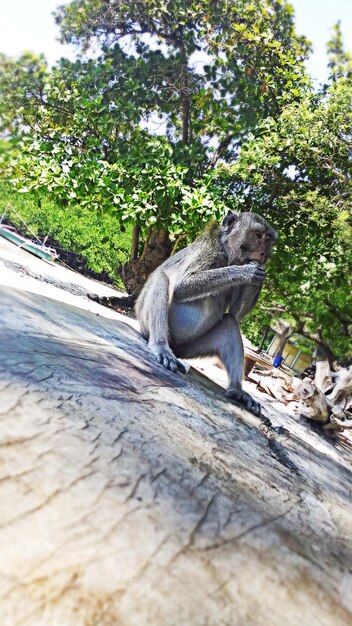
324, 302, 352, 337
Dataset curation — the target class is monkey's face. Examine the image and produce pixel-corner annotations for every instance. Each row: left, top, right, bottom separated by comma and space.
295, 380, 315, 400
226, 220, 277, 266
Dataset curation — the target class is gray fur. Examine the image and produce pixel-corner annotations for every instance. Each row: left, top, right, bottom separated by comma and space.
136, 211, 277, 415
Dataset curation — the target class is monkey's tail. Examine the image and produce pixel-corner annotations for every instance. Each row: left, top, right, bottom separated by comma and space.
87, 293, 137, 310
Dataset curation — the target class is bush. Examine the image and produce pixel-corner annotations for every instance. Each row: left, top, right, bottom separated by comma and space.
0, 183, 131, 285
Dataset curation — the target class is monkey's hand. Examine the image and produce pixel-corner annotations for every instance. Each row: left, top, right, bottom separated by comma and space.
241, 261, 266, 286
226, 385, 261, 417
149, 342, 187, 374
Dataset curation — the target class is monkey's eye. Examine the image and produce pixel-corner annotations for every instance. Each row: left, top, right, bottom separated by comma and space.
256, 233, 263, 239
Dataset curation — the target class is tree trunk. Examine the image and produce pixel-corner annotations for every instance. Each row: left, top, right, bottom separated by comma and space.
315, 347, 333, 392
296, 329, 337, 371
119, 45, 190, 298
130, 223, 140, 261
273, 323, 292, 358
1, 285, 352, 626
315, 340, 337, 371
182, 92, 190, 144
256, 325, 270, 354
120, 228, 172, 297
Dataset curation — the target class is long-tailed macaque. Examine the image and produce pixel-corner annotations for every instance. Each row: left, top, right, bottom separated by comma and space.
327, 366, 352, 411
136, 211, 277, 416
295, 379, 330, 423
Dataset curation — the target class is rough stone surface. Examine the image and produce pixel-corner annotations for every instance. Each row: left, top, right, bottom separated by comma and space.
0, 286, 351, 626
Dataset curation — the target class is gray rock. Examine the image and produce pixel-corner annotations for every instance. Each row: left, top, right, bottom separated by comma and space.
0, 286, 351, 626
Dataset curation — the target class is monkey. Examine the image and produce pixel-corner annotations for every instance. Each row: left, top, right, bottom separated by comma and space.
294, 378, 330, 423
136, 211, 278, 417
327, 366, 352, 411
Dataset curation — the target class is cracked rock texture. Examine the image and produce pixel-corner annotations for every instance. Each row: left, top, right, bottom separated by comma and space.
0, 286, 351, 626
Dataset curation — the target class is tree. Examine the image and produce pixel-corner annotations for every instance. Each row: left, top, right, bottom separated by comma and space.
327, 21, 352, 83
0, 0, 310, 296
237, 75, 352, 363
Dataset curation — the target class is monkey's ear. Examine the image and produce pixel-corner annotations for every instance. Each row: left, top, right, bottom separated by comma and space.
221, 210, 240, 231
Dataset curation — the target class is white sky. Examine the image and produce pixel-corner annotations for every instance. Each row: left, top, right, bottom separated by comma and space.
0, 0, 76, 65
0, 0, 351, 84
292, 0, 351, 84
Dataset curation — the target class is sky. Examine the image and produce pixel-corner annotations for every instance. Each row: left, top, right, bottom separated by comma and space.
0, 0, 351, 84
291, 0, 351, 84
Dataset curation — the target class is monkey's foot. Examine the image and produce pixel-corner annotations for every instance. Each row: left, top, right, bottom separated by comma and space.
226, 387, 261, 417
155, 348, 187, 374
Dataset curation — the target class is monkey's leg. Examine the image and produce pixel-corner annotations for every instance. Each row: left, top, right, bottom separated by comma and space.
175, 314, 261, 417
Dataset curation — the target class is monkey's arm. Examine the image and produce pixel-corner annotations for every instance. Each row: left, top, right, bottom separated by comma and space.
146, 272, 187, 374
174, 264, 265, 303
229, 284, 262, 323
298, 401, 317, 419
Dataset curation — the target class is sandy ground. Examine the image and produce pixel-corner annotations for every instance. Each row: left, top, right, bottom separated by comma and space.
0, 236, 139, 329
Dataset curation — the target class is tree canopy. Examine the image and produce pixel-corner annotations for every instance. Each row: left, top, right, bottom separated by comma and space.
238, 75, 352, 361
1, 0, 310, 235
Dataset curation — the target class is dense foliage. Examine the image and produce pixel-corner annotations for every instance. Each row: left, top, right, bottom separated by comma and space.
0, 0, 310, 239
0, 183, 131, 281
237, 76, 352, 361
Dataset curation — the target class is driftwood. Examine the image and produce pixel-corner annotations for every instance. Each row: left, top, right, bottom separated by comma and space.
0, 286, 352, 626
315, 357, 333, 392
254, 359, 352, 432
